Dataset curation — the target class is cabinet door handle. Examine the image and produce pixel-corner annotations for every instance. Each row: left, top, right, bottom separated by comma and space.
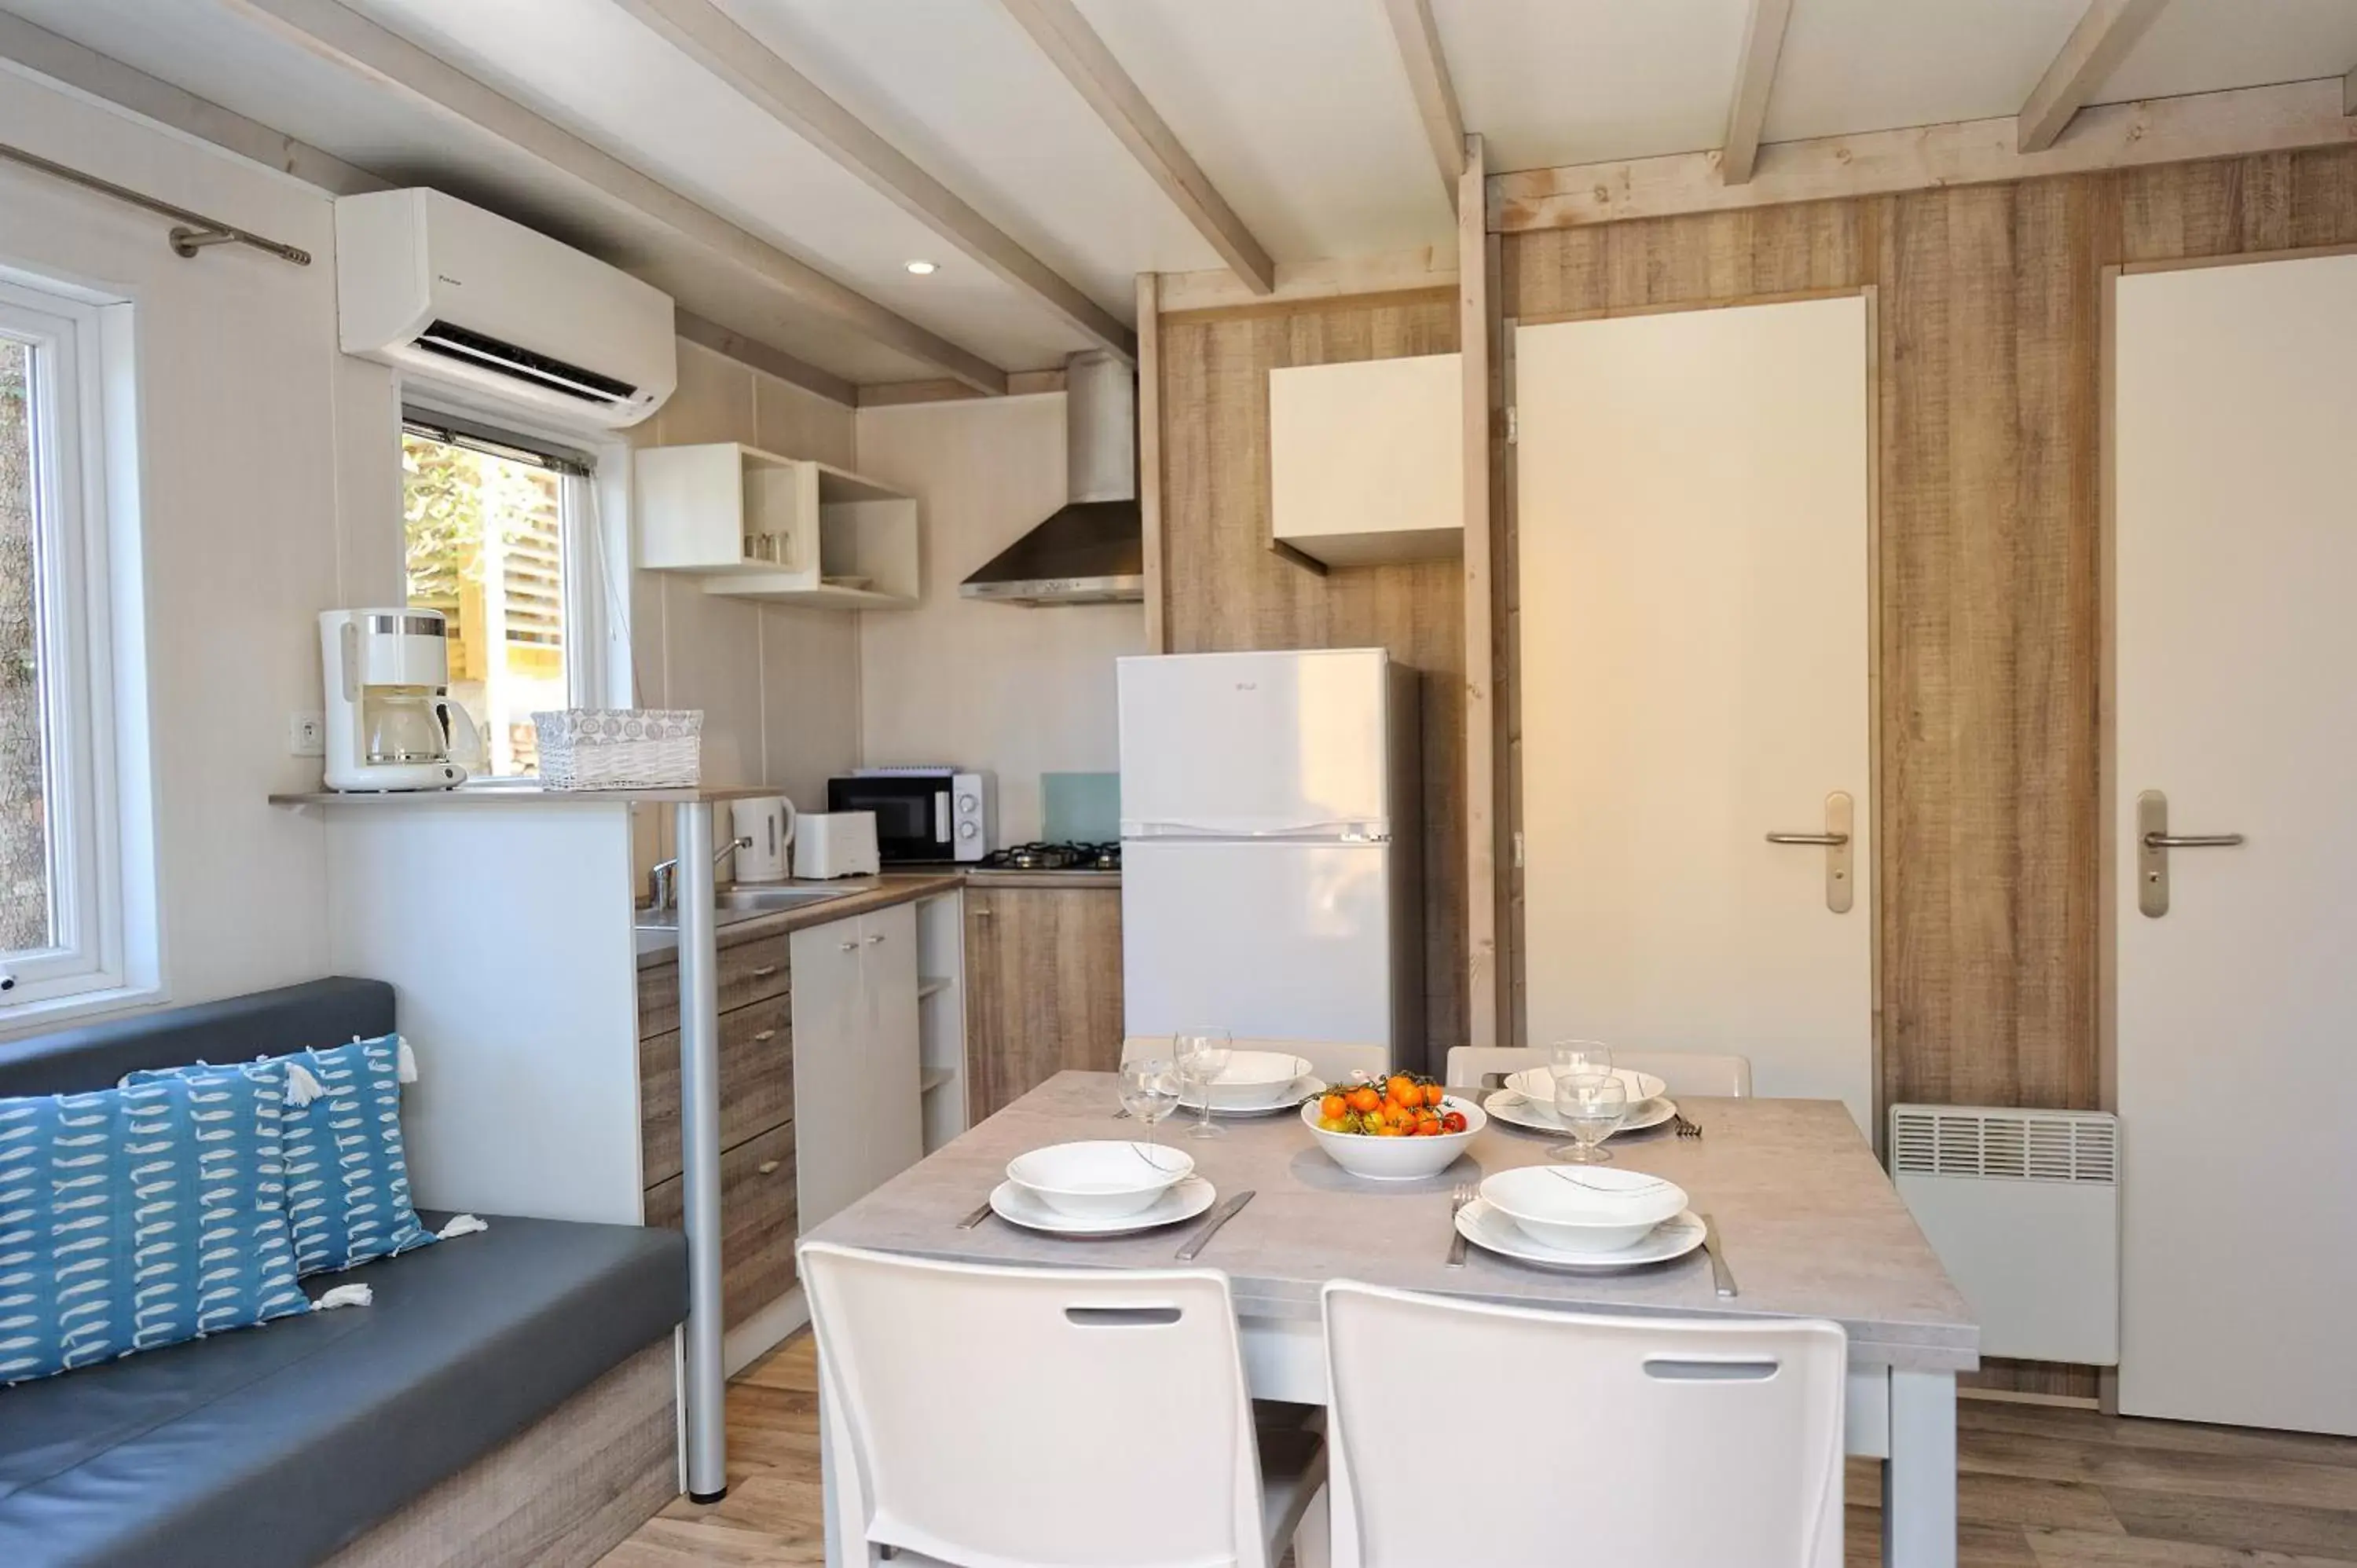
866, 933, 885, 945
839, 939, 857, 951
751, 1028, 778, 1042
756, 1160, 781, 1176
973, 907, 993, 919
750, 963, 780, 979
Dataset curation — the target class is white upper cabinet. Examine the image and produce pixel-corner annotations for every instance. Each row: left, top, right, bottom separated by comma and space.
636, 441, 918, 610
1268, 352, 1463, 567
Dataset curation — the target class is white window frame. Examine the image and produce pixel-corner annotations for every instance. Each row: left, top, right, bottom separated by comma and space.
0, 273, 153, 1014
397, 390, 634, 740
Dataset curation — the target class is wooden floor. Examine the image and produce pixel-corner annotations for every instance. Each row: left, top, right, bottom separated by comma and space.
599, 1336, 2357, 1566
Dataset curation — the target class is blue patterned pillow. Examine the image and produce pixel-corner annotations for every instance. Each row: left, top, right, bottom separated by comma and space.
0, 1061, 311, 1383
130, 1035, 436, 1277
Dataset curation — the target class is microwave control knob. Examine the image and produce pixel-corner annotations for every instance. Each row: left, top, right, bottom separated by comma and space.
957, 792, 978, 814
958, 821, 979, 840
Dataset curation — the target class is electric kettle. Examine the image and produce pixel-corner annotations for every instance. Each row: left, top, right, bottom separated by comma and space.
728, 797, 797, 883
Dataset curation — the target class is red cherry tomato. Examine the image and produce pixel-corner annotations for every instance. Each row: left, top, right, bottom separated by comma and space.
1440, 1110, 1468, 1134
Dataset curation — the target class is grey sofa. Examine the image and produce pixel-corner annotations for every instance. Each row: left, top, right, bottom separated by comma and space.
0, 979, 687, 1568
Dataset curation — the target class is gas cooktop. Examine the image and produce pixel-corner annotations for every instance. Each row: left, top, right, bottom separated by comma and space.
977, 841, 1121, 873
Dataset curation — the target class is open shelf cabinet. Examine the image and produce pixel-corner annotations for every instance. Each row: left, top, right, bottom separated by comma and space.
636, 441, 918, 610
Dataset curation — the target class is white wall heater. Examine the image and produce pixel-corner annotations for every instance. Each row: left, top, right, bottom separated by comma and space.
1889, 1105, 2120, 1366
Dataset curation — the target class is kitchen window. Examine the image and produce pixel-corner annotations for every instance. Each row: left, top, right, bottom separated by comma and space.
401, 412, 612, 777
0, 273, 149, 1013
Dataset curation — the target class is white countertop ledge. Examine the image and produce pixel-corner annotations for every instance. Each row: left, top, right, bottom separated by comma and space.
268, 784, 785, 806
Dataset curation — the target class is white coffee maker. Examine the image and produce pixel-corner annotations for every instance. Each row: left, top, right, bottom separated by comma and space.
318, 608, 486, 791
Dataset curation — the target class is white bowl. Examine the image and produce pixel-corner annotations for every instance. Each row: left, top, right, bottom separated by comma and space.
1504, 1066, 1668, 1112
1479, 1165, 1688, 1254
1193, 1050, 1314, 1110
1006, 1141, 1197, 1219
1301, 1095, 1486, 1181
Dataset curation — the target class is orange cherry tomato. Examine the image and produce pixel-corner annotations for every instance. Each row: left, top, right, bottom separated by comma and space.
1347, 1086, 1382, 1115
1385, 1075, 1420, 1107
1373, 1121, 1406, 1137
1319, 1092, 1347, 1120
1422, 1083, 1447, 1108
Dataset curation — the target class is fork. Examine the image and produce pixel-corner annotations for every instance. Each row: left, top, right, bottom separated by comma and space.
1673, 1111, 1703, 1140
1445, 1182, 1477, 1267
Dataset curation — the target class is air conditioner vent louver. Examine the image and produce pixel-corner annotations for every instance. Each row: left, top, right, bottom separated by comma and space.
412, 320, 638, 408
1891, 1106, 2117, 1185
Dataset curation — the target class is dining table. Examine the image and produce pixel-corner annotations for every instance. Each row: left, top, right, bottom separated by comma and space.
802, 1070, 1980, 1568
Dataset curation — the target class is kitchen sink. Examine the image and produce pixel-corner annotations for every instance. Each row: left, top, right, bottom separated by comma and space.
634, 884, 859, 931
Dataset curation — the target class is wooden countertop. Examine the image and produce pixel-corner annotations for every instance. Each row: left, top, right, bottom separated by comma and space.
805, 1070, 1980, 1372
962, 869, 1123, 889
634, 873, 966, 966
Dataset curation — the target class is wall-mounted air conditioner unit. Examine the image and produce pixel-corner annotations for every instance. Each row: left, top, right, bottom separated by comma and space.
334, 189, 676, 429
1890, 1105, 2120, 1367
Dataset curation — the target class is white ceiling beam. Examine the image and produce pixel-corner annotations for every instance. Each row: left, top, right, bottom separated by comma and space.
673, 313, 855, 407
994, 0, 1275, 295
1492, 77, 2357, 232
220, 0, 1008, 394
1377, 0, 1468, 211
1719, 0, 1794, 185
608, 0, 1132, 363
2017, 0, 2171, 155
0, 9, 381, 195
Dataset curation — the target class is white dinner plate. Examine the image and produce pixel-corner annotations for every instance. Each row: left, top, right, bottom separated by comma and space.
1453, 1200, 1706, 1272
989, 1175, 1217, 1236
1178, 1076, 1325, 1117
1483, 1089, 1677, 1138
1505, 1066, 1669, 1109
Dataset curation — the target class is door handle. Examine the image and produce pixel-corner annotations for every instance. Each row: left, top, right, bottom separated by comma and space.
2137, 789, 2243, 918
1765, 791, 1854, 914
866, 933, 885, 945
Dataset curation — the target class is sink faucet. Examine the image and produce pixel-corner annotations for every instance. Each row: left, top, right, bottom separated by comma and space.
648, 835, 753, 914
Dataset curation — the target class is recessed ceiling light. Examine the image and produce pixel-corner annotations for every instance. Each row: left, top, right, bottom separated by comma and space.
905, 259, 938, 276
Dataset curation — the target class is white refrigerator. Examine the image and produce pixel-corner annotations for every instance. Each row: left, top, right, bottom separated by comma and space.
1118, 649, 1424, 1072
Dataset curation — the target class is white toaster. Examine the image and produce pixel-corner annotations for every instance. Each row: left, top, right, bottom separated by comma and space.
793, 811, 881, 880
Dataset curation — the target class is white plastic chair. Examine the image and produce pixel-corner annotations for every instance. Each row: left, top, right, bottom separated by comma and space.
1124, 1035, 1390, 1089
800, 1241, 1327, 1568
1444, 1045, 1754, 1097
1321, 1283, 1846, 1567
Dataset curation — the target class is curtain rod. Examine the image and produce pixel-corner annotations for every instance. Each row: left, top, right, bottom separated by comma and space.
0, 140, 311, 266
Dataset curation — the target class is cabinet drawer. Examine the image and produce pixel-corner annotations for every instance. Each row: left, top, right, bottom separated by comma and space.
639, 993, 794, 1189
643, 1120, 798, 1329
638, 929, 794, 1035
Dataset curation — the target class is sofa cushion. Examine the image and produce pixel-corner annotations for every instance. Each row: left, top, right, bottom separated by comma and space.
0, 1214, 687, 1568
0, 1063, 311, 1385
128, 1036, 436, 1277
0, 980, 396, 1099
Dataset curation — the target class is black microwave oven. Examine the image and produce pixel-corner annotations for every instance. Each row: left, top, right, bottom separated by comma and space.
826, 768, 995, 864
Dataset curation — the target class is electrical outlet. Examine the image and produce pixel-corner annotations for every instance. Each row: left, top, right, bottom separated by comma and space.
288, 712, 325, 757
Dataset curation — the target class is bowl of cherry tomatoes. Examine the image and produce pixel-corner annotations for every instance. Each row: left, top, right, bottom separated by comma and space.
1299, 1073, 1486, 1181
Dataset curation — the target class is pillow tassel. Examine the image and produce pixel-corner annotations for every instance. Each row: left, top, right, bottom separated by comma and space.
436, 1213, 488, 1240
311, 1284, 372, 1311
284, 1061, 324, 1107
397, 1038, 420, 1085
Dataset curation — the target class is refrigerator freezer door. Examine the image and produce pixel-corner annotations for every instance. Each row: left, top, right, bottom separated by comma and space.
1121, 839, 1395, 1047
1119, 650, 1392, 836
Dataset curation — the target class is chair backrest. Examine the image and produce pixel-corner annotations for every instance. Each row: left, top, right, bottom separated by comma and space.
1443, 1045, 1753, 1097
1321, 1283, 1846, 1568
799, 1241, 1272, 1568
1124, 1035, 1389, 1089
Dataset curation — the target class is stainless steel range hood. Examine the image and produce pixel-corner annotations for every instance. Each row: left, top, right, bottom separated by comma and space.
961, 350, 1143, 606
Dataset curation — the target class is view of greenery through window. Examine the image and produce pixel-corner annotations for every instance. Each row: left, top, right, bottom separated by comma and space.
1, 339, 48, 954
401, 430, 567, 777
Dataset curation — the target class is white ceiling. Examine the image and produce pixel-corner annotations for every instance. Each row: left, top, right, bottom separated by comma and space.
4, 0, 2355, 391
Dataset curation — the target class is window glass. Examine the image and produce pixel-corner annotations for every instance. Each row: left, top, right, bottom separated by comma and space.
401, 428, 571, 776
1, 336, 50, 953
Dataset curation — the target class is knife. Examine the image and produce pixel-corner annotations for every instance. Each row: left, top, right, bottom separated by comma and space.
1175, 1190, 1255, 1261
955, 1198, 995, 1230
1699, 1211, 1738, 1298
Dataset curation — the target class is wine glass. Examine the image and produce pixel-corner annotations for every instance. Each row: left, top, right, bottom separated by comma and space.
1118, 1057, 1182, 1153
1546, 1039, 1615, 1083
1175, 1027, 1233, 1140
1548, 1071, 1628, 1164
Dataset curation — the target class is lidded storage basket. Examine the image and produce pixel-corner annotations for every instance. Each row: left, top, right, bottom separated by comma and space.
530, 709, 702, 790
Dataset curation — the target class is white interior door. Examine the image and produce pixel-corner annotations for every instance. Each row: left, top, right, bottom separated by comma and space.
1516, 296, 1874, 1134
2113, 254, 2357, 1435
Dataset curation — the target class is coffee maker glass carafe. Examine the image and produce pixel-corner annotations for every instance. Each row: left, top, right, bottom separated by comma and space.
365, 687, 467, 766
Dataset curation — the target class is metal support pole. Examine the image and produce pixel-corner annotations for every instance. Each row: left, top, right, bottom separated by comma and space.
675, 800, 728, 1501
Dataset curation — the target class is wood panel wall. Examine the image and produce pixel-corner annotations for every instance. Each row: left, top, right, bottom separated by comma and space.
1502, 145, 2357, 1119
1156, 290, 1468, 1059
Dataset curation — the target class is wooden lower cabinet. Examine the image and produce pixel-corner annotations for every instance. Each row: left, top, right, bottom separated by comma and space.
965, 886, 1124, 1120
636, 991, 793, 1189
642, 1119, 797, 1328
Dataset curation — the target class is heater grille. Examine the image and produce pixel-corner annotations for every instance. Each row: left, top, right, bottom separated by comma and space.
1891, 1106, 2117, 1185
